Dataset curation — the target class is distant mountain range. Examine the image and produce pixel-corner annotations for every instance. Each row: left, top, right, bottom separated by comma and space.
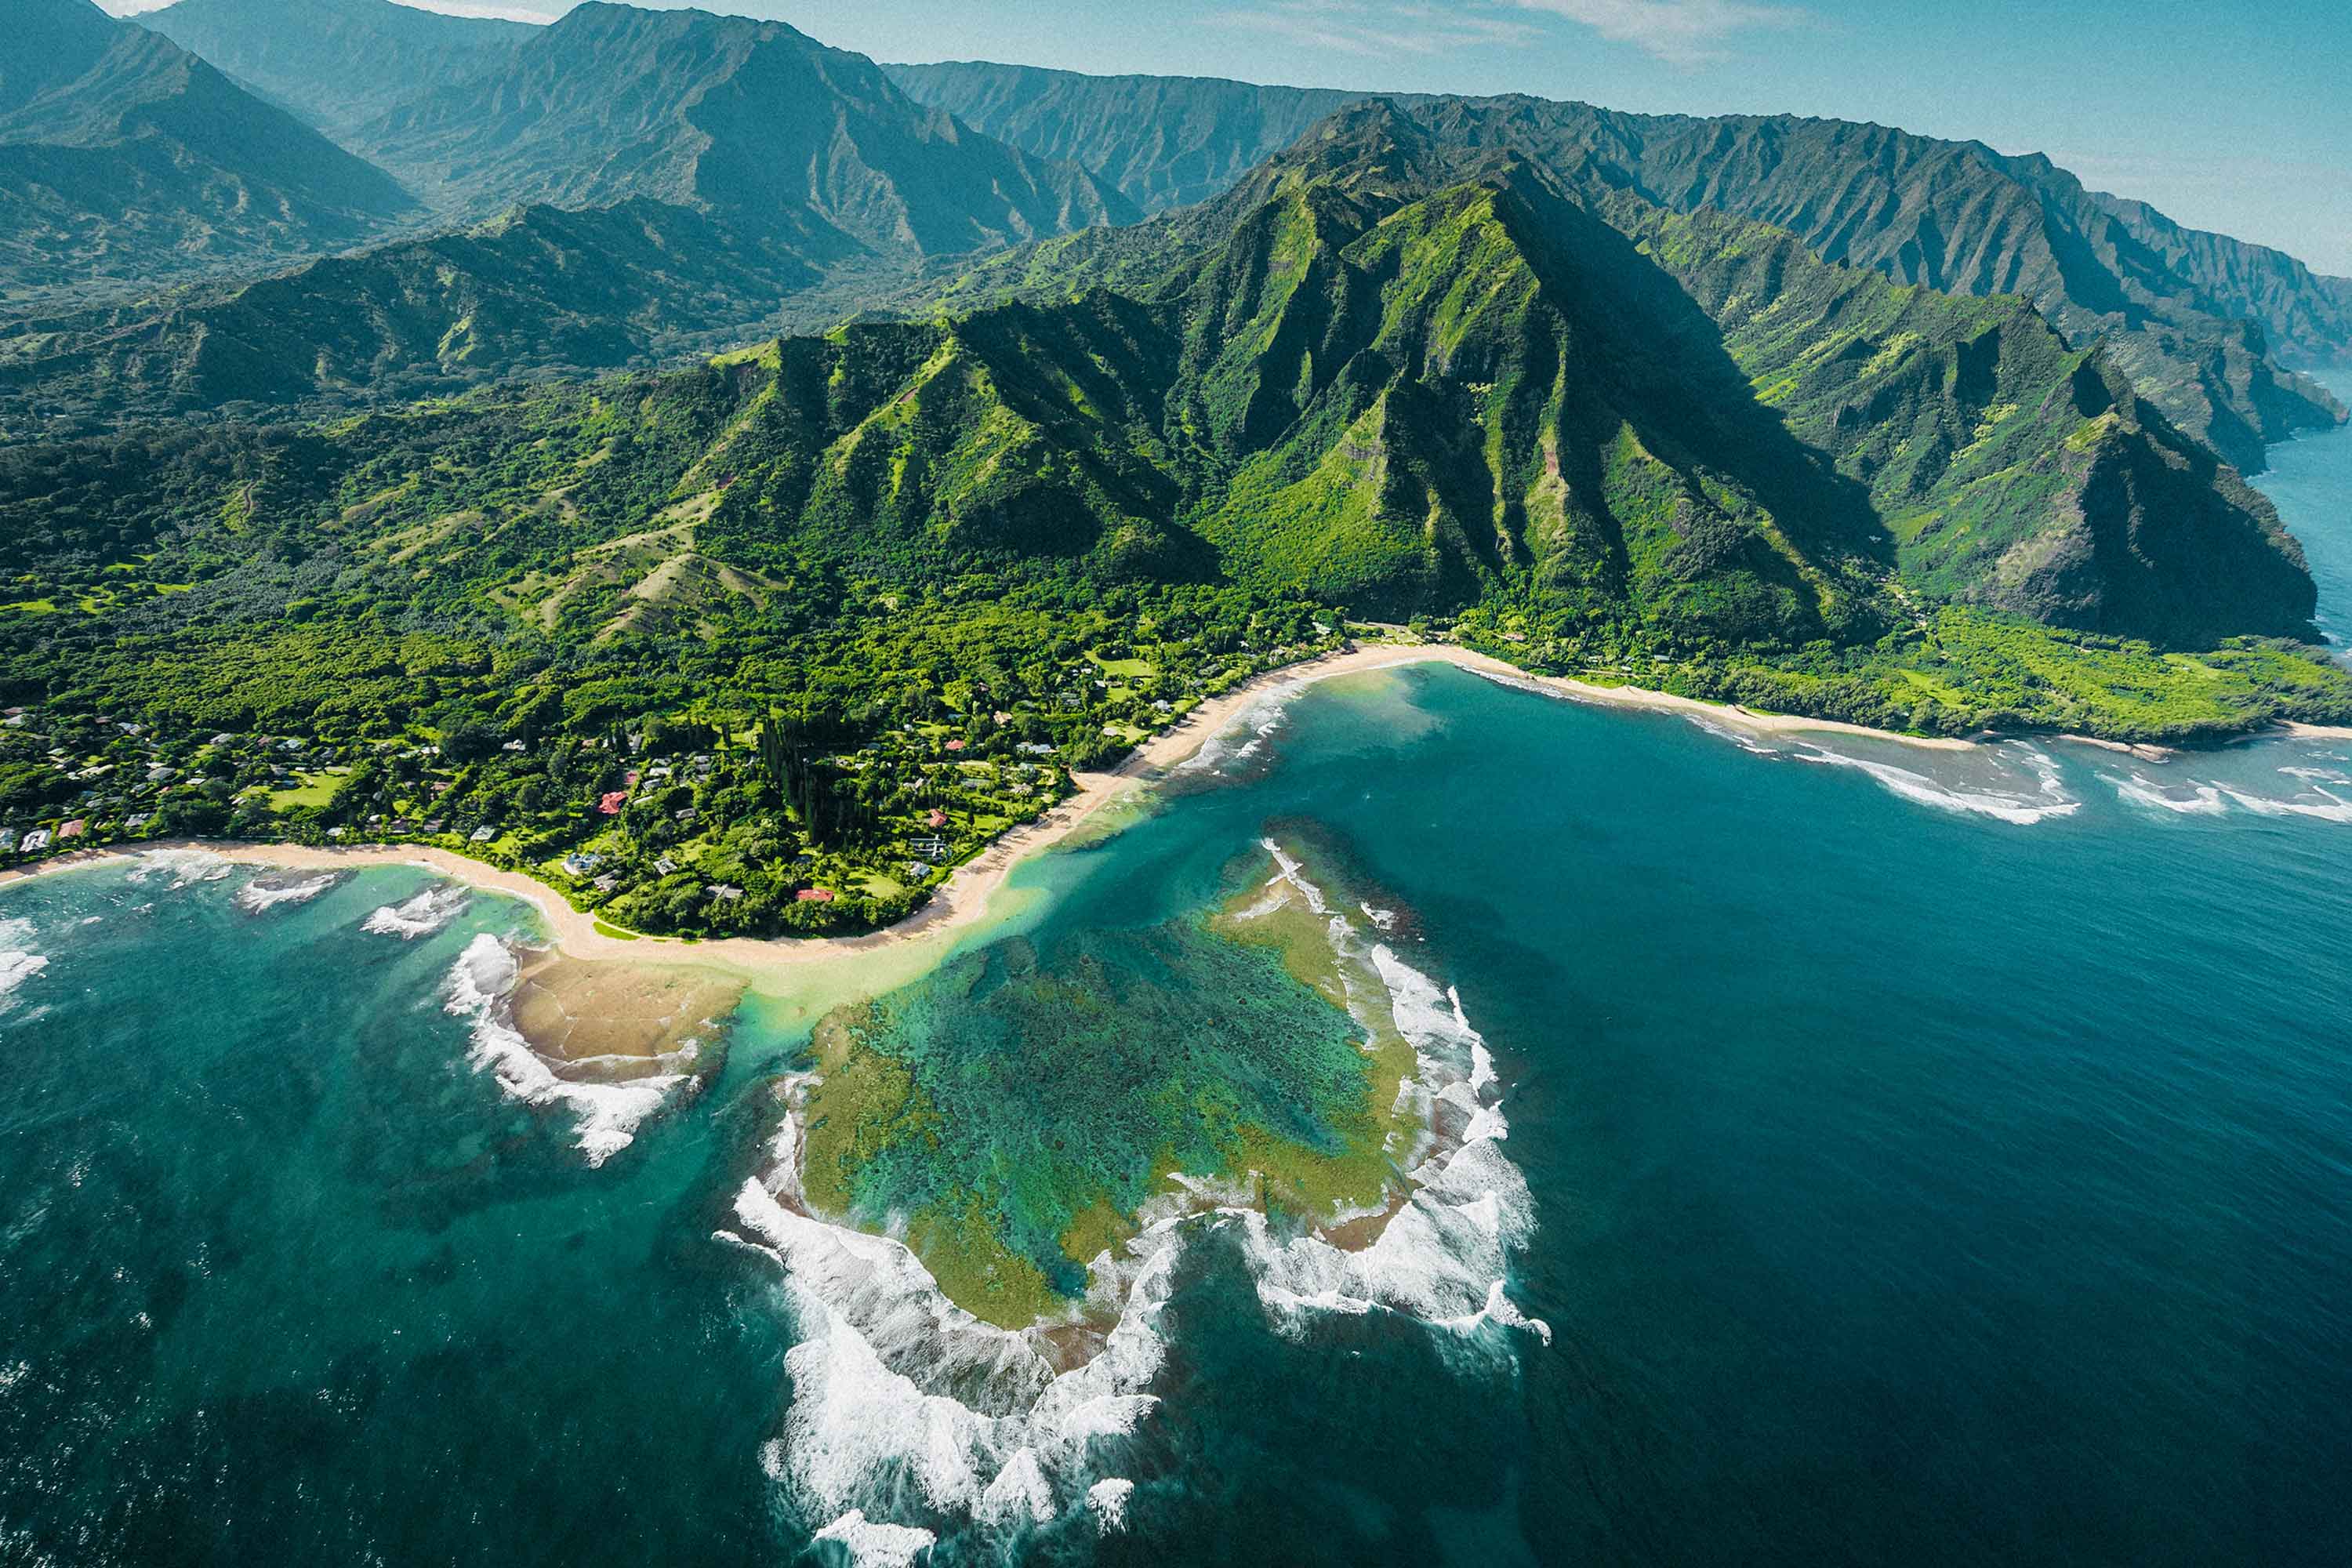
892, 64, 2352, 473
140, 0, 534, 139
0, 0, 419, 300
2, 0, 2344, 506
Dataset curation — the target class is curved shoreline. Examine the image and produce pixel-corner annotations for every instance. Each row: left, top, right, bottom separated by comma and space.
5, 643, 2319, 978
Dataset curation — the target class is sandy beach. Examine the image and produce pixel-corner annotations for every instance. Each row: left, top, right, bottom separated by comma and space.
0, 641, 2160, 980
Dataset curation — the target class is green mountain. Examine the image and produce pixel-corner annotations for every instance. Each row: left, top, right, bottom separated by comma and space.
889, 65, 2350, 472
138, 0, 535, 140
0, 0, 418, 303
354, 2, 1136, 253
0, 201, 833, 429
881, 60, 1368, 215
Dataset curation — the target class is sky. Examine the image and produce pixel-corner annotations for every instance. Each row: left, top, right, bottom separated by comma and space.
103, 0, 2352, 276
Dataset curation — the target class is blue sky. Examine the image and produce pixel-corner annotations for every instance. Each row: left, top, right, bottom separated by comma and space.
111, 0, 2352, 276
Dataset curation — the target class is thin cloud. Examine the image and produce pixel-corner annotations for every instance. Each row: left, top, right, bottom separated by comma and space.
1502, 0, 1807, 65
1214, 0, 1542, 58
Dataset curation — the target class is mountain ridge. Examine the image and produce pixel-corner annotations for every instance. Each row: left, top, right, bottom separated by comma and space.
0, 0, 419, 301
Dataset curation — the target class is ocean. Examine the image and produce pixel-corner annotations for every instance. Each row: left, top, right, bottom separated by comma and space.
3, 372, 2350, 1566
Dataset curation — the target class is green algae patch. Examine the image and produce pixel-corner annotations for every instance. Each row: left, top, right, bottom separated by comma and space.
786, 839, 1432, 1326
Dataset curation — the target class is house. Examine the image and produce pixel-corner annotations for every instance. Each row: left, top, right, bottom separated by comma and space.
674, 808, 699, 823
945, 739, 967, 752
710, 884, 744, 902
598, 791, 628, 815
58, 819, 87, 840
146, 766, 176, 782
125, 815, 151, 830
23, 829, 53, 851
0, 829, 16, 852
561, 852, 603, 877
927, 809, 947, 829
593, 875, 619, 894
470, 826, 498, 844
906, 861, 936, 881
654, 857, 679, 876
795, 887, 835, 903
1017, 742, 1054, 757
909, 837, 949, 860
502, 740, 526, 753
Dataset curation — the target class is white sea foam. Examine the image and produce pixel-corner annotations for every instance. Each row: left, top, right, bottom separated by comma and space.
1795, 744, 2080, 824
1684, 714, 1782, 755
2103, 772, 2229, 815
439, 934, 688, 1165
1086, 1477, 1135, 1534
2220, 784, 2352, 823
810, 1511, 935, 1568
127, 848, 231, 888
0, 919, 45, 1015
363, 883, 470, 938
234, 871, 341, 913
1175, 680, 1305, 776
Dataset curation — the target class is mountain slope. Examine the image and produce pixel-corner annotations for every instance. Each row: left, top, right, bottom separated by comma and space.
883, 60, 1370, 215
888, 65, 2350, 469
355, 2, 1135, 254
138, 0, 535, 139
0, 201, 829, 424
0, 0, 416, 302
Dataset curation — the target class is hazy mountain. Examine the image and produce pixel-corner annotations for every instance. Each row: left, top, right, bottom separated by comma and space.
0, 201, 835, 426
883, 60, 1370, 215
138, 0, 535, 139
889, 64, 2350, 470
355, 2, 1136, 254
0, 0, 417, 302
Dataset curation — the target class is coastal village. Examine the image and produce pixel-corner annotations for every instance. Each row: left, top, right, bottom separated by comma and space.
0, 624, 1354, 935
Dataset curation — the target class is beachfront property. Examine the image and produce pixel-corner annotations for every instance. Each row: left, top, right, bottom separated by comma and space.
0, 829, 16, 852
58, 819, 87, 840
470, 826, 499, 844
21, 829, 51, 852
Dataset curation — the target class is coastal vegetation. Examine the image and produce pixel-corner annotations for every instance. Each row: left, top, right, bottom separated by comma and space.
5, 0, 2350, 924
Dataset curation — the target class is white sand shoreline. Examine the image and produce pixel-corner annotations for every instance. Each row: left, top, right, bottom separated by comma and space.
2, 643, 2326, 976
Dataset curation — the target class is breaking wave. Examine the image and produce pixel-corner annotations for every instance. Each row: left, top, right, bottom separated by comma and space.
0, 918, 45, 1015
126, 848, 231, 889
1174, 678, 1305, 777
721, 838, 1547, 1563
439, 934, 692, 1166
364, 883, 471, 938
234, 870, 341, 913
2102, 773, 2229, 816
2103, 760, 2352, 824
1795, 742, 2081, 825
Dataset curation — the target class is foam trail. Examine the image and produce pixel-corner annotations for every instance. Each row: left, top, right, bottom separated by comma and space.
1086, 1478, 1135, 1534
2103, 773, 2228, 816
1796, 745, 2079, 824
364, 883, 470, 938
2220, 784, 2352, 823
809, 1512, 935, 1568
234, 871, 341, 913
440, 935, 688, 1165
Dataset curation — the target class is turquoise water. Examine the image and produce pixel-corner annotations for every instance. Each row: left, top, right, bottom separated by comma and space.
5, 395, 2352, 1565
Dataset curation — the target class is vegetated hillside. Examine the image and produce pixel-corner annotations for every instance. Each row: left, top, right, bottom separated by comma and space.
0, 201, 844, 430
139, 0, 535, 139
891, 65, 2350, 469
0, 0, 418, 303
354, 2, 1136, 252
884, 60, 1372, 214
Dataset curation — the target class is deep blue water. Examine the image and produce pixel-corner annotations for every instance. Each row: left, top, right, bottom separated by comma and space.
3, 392, 2351, 1566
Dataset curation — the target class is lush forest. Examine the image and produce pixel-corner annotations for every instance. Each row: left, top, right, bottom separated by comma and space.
5, 71, 2350, 930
